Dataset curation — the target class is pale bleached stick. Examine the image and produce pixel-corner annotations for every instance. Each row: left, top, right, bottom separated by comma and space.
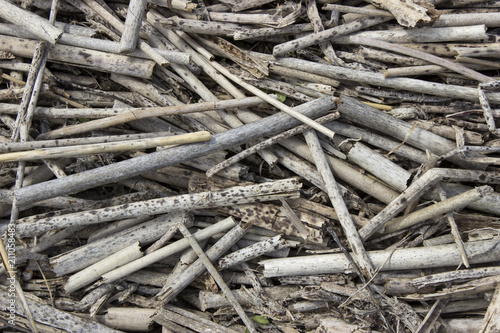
350, 36, 494, 83
154, 221, 249, 305
177, 223, 257, 333
0, 35, 155, 79
261, 239, 500, 277
275, 57, 500, 103
0, 131, 176, 153
0, 0, 63, 43
0, 132, 211, 162
304, 129, 374, 278
63, 242, 143, 294
382, 185, 493, 235
272, 16, 392, 56
358, 169, 500, 241
37, 96, 265, 140
119, 0, 146, 53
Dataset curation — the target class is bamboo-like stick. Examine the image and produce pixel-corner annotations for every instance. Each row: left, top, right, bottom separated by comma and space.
336, 25, 489, 44
350, 36, 494, 83
0, 0, 63, 44
0, 132, 211, 162
101, 217, 238, 285
63, 242, 143, 294
275, 57, 500, 103
0, 35, 154, 79
304, 129, 374, 278
14, 96, 336, 206
50, 214, 183, 276
178, 223, 257, 333
16, 178, 300, 237
0, 23, 192, 65
358, 168, 500, 240
37, 96, 265, 140
272, 16, 391, 56
0, 131, 176, 153
261, 239, 500, 277
119, 0, 146, 53
154, 221, 248, 305
383, 185, 493, 235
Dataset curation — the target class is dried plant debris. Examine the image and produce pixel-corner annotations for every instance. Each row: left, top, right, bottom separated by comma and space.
0, 0, 500, 332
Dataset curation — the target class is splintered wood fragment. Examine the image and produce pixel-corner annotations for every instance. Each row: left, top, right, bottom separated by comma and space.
0, 132, 211, 162
367, 0, 435, 27
155, 221, 248, 305
178, 223, 257, 333
119, 0, 146, 53
272, 16, 392, 57
16, 178, 301, 237
260, 239, 500, 277
63, 242, 143, 294
14, 96, 336, 206
0, 0, 63, 43
279, 199, 310, 241
304, 129, 374, 278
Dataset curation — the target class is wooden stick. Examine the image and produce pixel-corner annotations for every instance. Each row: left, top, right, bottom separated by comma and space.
37, 96, 265, 140
0, 0, 63, 43
350, 36, 494, 83
0, 132, 211, 162
16, 178, 300, 237
275, 57, 500, 103
0, 35, 154, 79
358, 168, 500, 240
63, 242, 143, 294
304, 129, 374, 278
272, 16, 392, 56
261, 239, 500, 277
154, 221, 249, 305
100, 217, 238, 285
178, 223, 258, 333
119, 0, 146, 53
382, 185, 493, 235
14, 96, 336, 206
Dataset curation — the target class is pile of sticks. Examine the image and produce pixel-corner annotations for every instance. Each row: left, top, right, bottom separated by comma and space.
0, 0, 499, 332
